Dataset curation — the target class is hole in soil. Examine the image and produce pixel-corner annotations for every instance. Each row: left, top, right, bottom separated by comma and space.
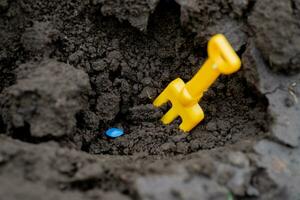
0, 0, 269, 157
68, 0, 269, 156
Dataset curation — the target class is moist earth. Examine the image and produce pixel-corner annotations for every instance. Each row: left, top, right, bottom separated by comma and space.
0, 0, 300, 199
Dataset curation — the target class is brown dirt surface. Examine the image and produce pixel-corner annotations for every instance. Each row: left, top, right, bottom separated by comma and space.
0, 0, 299, 199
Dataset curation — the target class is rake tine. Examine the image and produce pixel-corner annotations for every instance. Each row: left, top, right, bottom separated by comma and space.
153, 90, 169, 107
161, 107, 178, 124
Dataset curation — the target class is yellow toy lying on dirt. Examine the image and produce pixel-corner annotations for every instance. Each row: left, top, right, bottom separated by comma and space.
153, 34, 241, 132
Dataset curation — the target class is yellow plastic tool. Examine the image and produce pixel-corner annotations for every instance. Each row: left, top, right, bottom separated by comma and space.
153, 34, 241, 132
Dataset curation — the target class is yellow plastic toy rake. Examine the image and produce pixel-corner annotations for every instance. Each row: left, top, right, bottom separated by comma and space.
153, 34, 241, 132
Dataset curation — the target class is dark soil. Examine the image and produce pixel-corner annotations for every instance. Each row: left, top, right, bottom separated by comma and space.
0, 0, 299, 199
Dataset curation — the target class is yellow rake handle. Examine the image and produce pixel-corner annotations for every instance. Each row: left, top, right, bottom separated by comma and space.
185, 34, 241, 99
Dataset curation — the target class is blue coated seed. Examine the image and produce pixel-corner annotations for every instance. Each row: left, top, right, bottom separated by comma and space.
105, 128, 124, 138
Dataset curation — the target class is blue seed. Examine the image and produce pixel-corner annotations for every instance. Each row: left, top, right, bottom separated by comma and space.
105, 128, 124, 138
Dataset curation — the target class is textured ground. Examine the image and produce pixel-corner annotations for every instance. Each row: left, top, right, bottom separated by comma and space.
0, 0, 300, 199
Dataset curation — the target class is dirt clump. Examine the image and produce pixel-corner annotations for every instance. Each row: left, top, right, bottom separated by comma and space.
92, 0, 160, 32
0, 59, 91, 139
249, 0, 300, 73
